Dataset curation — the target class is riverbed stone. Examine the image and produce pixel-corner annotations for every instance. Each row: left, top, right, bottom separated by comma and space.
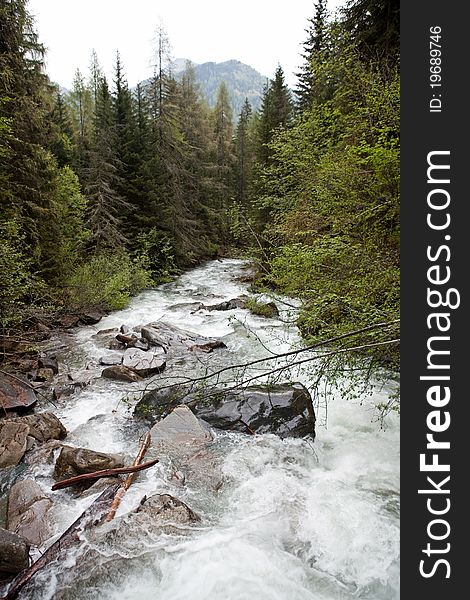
137, 382, 315, 438
203, 296, 249, 311
141, 321, 226, 355
194, 383, 315, 438
0, 372, 37, 413
53, 446, 124, 481
0, 528, 30, 575
134, 493, 200, 527
122, 348, 166, 377
101, 365, 143, 383
7, 413, 67, 444
0, 422, 30, 468
99, 354, 123, 366
7, 479, 53, 546
38, 356, 59, 375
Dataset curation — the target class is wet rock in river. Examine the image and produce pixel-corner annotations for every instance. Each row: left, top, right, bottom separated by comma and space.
141, 321, 226, 355
101, 365, 143, 383
0, 528, 30, 575
79, 310, 104, 325
137, 382, 316, 439
0, 422, 30, 468
0, 372, 37, 413
99, 353, 122, 366
7, 479, 53, 546
122, 348, 166, 377
134, 493, 200, 527
7, 413, 67, 444
203, 295, 249, 311
53, 446, 124, 481
194, 383, 315, 438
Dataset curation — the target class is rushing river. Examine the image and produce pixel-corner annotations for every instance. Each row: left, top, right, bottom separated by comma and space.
18, 259, 399, 600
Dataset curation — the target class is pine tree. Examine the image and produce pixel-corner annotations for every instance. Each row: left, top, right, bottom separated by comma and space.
85, 76, 128, 253
0, 0, 62, 277
256, 66, 293, 165
295, 0, 328, 111
234, 98, 254, 204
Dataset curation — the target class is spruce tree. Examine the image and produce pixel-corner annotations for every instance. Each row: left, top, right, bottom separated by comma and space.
295, 0, 328, 111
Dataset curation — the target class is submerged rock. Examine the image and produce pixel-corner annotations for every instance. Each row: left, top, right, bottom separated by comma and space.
7, 479, 53, 546
133, 493, 200, 527
0, 528, 30, 575
53, 446, 124, 481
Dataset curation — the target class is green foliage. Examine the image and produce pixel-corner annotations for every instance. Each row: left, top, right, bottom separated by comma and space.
66, 252, 152, 311
248, 14, 400, 371
0, 220, 42, 326
245, 298, 279, 318
135, 228, 177, 283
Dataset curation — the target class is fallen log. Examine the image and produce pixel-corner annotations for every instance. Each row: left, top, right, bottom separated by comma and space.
2, 483, 120, 600
51, 458, 159, 491
105, 432, 151, 522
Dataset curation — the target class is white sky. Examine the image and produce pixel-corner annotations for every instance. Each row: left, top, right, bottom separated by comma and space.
28, 0, 345, 89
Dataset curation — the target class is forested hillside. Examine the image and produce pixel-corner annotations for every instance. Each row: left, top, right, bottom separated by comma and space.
1, 0, 399, 369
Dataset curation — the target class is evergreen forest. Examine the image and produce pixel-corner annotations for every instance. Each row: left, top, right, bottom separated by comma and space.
1, 0, 400, 370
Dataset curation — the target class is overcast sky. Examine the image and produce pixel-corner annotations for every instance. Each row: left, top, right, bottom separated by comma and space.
28, 0, 345, 89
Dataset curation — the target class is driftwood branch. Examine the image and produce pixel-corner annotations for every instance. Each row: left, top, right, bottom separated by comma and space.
105, 432, 152, 522
51, 458, 158, 491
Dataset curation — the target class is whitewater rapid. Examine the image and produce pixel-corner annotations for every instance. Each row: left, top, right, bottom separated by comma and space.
24, 259, 399, 600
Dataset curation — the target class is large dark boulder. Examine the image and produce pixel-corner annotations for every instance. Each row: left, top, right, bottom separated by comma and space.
193, 383, 315, 438
0, 528, 30, 575
136, 383, 315, 439
7, 480, 53, 546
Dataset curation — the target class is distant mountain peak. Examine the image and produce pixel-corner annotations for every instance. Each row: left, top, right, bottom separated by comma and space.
173, 58, 267, 117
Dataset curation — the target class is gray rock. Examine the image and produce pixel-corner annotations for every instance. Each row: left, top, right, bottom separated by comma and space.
79, 311, 104, 325
0, 422, 30, 468
7, 479, 53, 546
137, 383, 316, 439
0, 528, 30, 575
54, 446, 124, 481
7, 413, 66, 444
101, 365, 143, 383
134, 493, 200, 527
194, 383, 315, 438
122, 348, 166, 377
99, 354, 123, 366
141, 321, 226, 355
148, 406, 218, 492
204, 296, 249, 311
